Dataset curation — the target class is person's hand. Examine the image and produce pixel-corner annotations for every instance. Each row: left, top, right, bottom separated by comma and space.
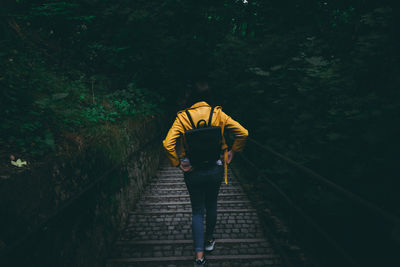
227, 150, 235, 164
179, 160, 193, 172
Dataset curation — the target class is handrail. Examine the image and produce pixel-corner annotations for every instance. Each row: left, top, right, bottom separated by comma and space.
0, 134, 162, 260
238, 153, 360, 267
246, 137, 400, 224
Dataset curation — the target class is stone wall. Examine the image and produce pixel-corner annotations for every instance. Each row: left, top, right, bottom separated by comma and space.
0, 115, 165, 267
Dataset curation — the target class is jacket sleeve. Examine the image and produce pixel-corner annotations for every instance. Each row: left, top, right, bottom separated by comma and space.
162, 116, 185, 167
221, 111, 249, 152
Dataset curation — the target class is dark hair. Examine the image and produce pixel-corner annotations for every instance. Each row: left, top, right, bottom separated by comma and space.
188, 88, 212, 104
186, 78, 214, 106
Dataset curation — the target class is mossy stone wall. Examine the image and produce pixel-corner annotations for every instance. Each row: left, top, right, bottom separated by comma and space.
0, 116, 164, 267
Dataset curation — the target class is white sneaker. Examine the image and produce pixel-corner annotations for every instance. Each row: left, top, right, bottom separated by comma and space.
194, 256, 206, 266
205, 238, 216, 252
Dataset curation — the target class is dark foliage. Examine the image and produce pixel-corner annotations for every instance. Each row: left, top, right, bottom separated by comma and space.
1, 0, 399, 266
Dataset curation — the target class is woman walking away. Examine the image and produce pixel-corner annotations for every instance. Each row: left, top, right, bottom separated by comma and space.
162, 77, 249, 266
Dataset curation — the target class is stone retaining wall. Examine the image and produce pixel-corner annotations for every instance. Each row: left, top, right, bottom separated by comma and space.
0, 116, 165, 267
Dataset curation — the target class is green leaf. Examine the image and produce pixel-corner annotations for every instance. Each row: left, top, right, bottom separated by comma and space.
11, 159, 27, 167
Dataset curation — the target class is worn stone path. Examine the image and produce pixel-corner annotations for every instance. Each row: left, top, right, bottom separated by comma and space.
106, 161, 282, 267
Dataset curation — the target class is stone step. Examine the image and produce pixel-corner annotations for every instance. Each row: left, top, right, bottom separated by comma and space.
129, 208, 256, 215
156, 170, 235, 174
134, 202, 253, 211
145, 183, 242, 190
121, 227, 265, 241
107, 254, 280, 267
148, 181, 241, 185
158, 170, 232, 173
154, 179, 185, 182
152, 181, 240, 186
141, 193, 249, 202
157, 170, 232, 173
150, 181, 240, 186
153, 174, 235, 182
115, 238, 268, 245
151, 180, 186, 183
138, 200, 251, 206
155, 174, 184, 178
122, 211, 263, 241
143, 188, 244, 195
155, 173, 236, 178
108, 239, 275, 260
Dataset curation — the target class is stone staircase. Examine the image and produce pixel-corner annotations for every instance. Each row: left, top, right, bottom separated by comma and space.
106, 161, 282, 266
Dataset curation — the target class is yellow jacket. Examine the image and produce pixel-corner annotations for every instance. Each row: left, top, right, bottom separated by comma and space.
162, 101, 249, 184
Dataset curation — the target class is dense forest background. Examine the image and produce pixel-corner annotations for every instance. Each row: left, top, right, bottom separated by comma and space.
1, 0, 399, 266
